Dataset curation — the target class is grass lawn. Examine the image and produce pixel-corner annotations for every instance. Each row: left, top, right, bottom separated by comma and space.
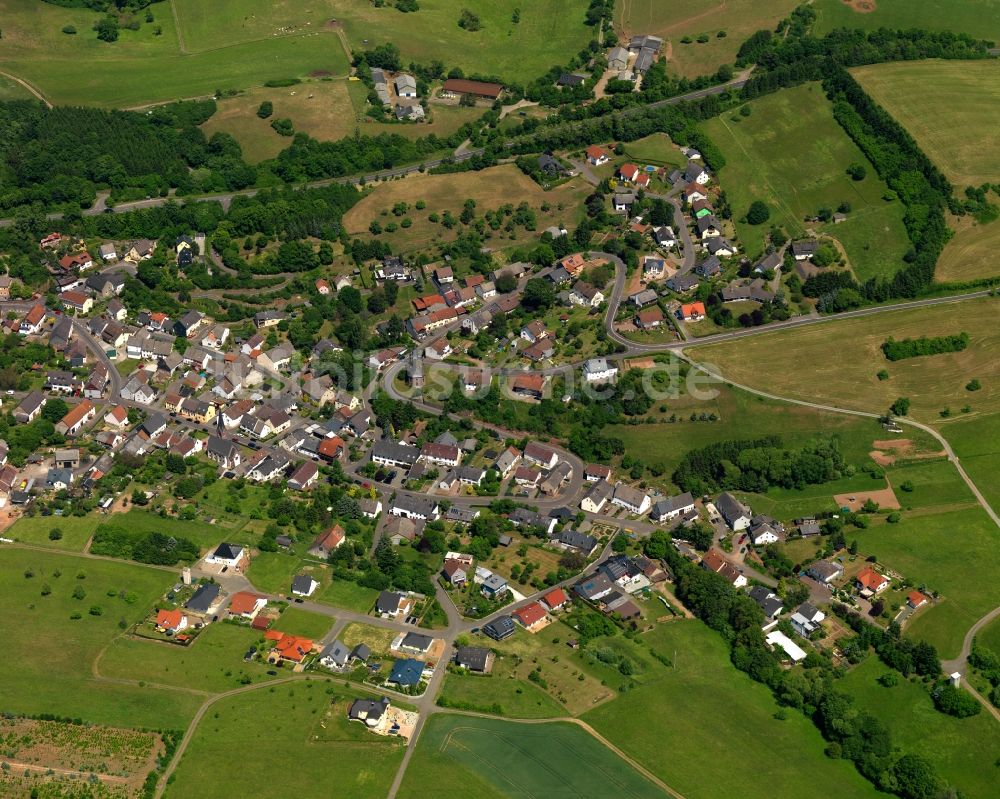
397, 714, 666, 799
0, 73, 35, 101
437, 669, 566, 718
275, 606, 334, 640
850, 507, 1000, 658
840, 657, 1000, 799
621, 132, 686, 168
164, 682, 404, 799
0, 0, 349, 107
109, 508, 259, 556
977, 613, 1000, 656
689, 294, 1000, 423
98, 622, 278, 692
614, 0, 799, 79
852, 60, 1000, 188
887, 459, 976, 511
317, 578, 380, 615
0, 547, 202, 730
7, 514, 101, 552
583, 621, 883, 799
605, 382, 922, 494
202, 80, 481, 163
245, 550, 313, 595
343, 164, 591, 255
172, 0, 336, 52
814, 0, 1000, 45
936, 213, 1000, 282
939, 411, 1000, 512
702, 82, 909, 278
331, 0, 595, 84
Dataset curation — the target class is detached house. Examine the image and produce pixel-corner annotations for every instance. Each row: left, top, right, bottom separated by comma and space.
586, 145, 609, 166
56, 400, 95, 436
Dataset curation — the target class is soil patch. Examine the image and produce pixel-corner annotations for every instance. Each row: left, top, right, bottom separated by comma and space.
873, 438, 912, 450
309, 70, 332, 77
842, 0, 877, 11
869, 450, 896, 467
834, 487, 900, 511
624, 357, 656, 370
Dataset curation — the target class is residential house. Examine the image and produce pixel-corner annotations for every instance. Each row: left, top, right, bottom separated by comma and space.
20, 304, 47, 335
551, 528, 597, 555
650, 492, 696, 522
612, 483, 651, 515
186, 583, 222, 615
481, 573, 509, 599
513, 602, 548, 632
583, 357, 618, 384
442, 559, 468, 587
629, 288, 659, 308
13, 391, 46, 423
125, 239, 156, 262
696, 215, 722, 239
540, 587, 569, 612
705, 237, 737, 257
856, 566, 889, 597
311, 525, 345, 557
791, 240, 819, 261
229, 592, 266, 620
287, 460, 319, 491
790, 603, 825, 637
585, 145, 609, 166
205, 543, 248, 571
701, 549, 747, 588
494, 446, 520, 477
387, 658, 425, 688
206, 436, 241, 470
390, 494, 439, 521
246, 453, 290, 483
635, 306, 664, 329
291, 574, 319, 597
581, 478, 614, 513
56, 400, 95, 436
806, 560, 844, 585
716, 492, 751, 531
652, 226, 676, 249
454, 646, 494, 673
570, 281, 605, 308
376, 591, 416, 619
510, 373, 545, 400
483, 615, 516, 641
523, 441, 559, 469
155, 609, 188, 634
694, 256, 721, 278
678, 301, 706, 321
749, 586, 783, 621
584, 463, 612, 483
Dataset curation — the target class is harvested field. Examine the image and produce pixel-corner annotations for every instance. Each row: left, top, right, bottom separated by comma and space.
834, 486, 900, 511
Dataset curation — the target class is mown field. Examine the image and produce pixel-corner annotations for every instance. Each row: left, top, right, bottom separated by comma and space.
397, 714, 667, 799
851, 507, 1000, 657
935, 213, 1000, 283
0, 547, 201, 730
852, 59, 1000, 188
614, 0, 798, 78
583, 621, 884, 799
0, 0, 349, 107
702, 82, 909, 278
343, 164, 591, 254
98, 622, 278, 692
814, 0, 1000, 44
201, 80, 481, 163
840, 657, 1000, 799
330, 0, 595, 83
164, 682, 405, 799
689, 295, 1000, 422
941, 411, 1000, 513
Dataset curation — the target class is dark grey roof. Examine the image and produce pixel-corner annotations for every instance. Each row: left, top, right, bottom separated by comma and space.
483, 616, 515, 640
186, 583, 221, 613
376, 590, 403, 614
400, 631, 433, 651
716, 492, 749, 525
291, 574, 315, 594
212, 542, 242, 560
557, 529, 597, 552
695, 256, 721, 277
321, 639, 351, 666
455, 645, 491, 671
372, 440, 419, 466
348, 696, 389, 722
351, 643, 371, 662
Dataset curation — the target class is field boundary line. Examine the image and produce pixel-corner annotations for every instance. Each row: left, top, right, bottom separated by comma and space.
169, 0, 187, 54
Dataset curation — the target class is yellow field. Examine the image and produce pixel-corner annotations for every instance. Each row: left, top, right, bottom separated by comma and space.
614, 0, 798, 78
935, 214, 1000, 283
343, 164, 591, 254
689, 295, 1000, 423
852, 60, 1000, 187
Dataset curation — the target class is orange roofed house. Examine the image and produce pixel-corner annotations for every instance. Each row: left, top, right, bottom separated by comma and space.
155, 608, 188, 634
310, 524, 345, 557
560, 253, 587, 278
510, 373, 544, 400
856, 566, 889, 597
585, 145, 609, 166
265, 630, 315, 664
228, 591, 267, 619
540, 587, 569, 612
56, 400, 95, 436
679, 302, 706, 321
513, 601, 549, 632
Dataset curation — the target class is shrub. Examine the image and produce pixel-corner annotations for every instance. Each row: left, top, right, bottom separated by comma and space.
270, 118, 294, 136
876, 369, 889, 381
62, 25, 77, 34
967, 378, 982, 391
746, 200, 770, 225
256, 101, 273, 119
458, 9, 481, 30
847, 162, 867, 181
48, 528, 63, 541
933, 683, 981, 718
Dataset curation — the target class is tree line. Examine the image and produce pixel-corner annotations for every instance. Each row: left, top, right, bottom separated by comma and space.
881, 333, 969, 361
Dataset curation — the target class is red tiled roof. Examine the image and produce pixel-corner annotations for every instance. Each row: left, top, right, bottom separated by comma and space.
514, 602, 547, 627
856, 566, 887, 592
541, 588, 569, 609
229, 592, 263, 616
313, 524, 345, 551
156, 608, 184, 630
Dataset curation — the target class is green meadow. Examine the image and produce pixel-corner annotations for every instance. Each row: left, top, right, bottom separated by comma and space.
702, 82, 909, 279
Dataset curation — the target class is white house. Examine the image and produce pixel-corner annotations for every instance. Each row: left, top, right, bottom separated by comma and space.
766, 630, 807, 663
204, 542, 247, 571
611, 483, 651, 515
583, 358, 618, 384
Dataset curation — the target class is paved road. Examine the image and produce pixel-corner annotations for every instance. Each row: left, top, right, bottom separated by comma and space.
0, 76, 750, 229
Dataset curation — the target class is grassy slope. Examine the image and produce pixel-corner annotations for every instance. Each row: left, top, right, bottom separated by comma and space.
701, 82, 909, 278
940, 411, 1000, 512
98, 622, 279, 692
331, 0, 594, 83
342, 165, 591, 254
614, 0, 799, 79
397, 714, 667, 799
840, 657, 1000, 799
8, 514, 101, 551
852, 60, 1000, 188
0, 548, 201, 730
814, 0, 1000, 43
852, 508, 1000, 657
0, 0, 349, 107
164, 682, 405, 799
274, 606, 335, 640
583, 621, 883, 799
689, 294, 1000, 422
437, 670, 567, 718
